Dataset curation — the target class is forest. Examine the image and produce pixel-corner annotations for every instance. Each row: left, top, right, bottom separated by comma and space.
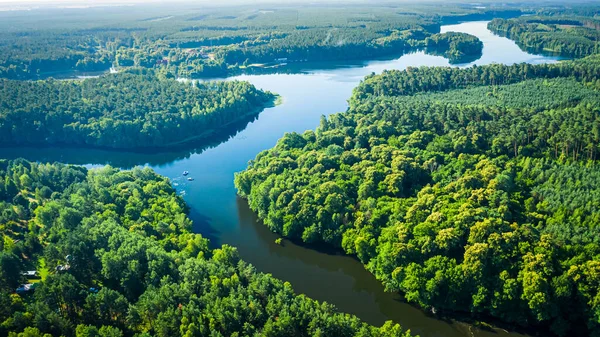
488, 15, 600, 58
423, 32, 483, 64
0, 70, 275, 149
0, 3, 521, 79
235, 54, 600, 336
2, 1, 600, 337
0, 159, 413, 337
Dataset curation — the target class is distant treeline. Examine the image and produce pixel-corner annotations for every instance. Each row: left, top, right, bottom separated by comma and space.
488, 16, 600, 58
0, 3, 520, 79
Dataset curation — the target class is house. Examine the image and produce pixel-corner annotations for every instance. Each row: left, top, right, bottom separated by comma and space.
21, 270, 38, 277
56, 264, 70, 272
16, 283, 38, 294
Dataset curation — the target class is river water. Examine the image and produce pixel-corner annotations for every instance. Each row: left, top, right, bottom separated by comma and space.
1, 21, 565, 337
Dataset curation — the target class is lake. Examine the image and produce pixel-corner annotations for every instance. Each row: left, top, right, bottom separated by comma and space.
0, 21, 565, 337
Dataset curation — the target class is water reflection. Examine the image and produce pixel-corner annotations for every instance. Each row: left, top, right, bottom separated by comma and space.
232, 198, 529, 337
0, 112, 261, 169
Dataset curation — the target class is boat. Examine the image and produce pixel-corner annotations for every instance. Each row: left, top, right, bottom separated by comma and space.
183, 171, 189, 176
187, 177, 194, 181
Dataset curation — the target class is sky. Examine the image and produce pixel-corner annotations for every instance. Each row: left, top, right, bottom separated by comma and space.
0, 0, 457, 4
0, 0, 177, 4
0, 0, 280, 10
0, 0, 588, 8
0, 0, 301, 3
0, 0, 150, 2
0, 0, 337, 6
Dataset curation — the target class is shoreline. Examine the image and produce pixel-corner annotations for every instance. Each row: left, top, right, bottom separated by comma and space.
234, 194, 542, 337
0, 94, 281, 153
158, 94, 281, 148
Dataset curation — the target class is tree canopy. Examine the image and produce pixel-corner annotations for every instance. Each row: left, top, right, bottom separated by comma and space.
488, 15, 600, 59
235, 55, 600, 336
0, 159, 413, 337
424, 32, 483, 64
0, 70, 275, 149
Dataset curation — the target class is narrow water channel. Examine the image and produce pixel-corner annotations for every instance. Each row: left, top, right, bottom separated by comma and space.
1, 21, 565, 337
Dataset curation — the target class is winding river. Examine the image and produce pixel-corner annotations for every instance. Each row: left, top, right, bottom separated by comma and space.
2, 21, 565, 337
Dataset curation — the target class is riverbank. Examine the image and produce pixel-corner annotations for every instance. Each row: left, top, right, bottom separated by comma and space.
0, 94, 280, 154
0, 73, 277, 151
158, 94, 282, 148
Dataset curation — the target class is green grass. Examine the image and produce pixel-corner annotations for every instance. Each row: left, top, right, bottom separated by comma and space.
37, 257, 49, 281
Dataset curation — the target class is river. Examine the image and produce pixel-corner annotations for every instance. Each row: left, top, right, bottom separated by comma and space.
0, 21, 565, 337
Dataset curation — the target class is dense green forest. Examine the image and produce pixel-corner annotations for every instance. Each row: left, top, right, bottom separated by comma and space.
424, 32, 483, 64
3, 2, 600, 337
0, 70, 275, 149
0, 3, 522, 79
0, 159, 413, 337
235, 55, 600, 336
488, 15, 600, 58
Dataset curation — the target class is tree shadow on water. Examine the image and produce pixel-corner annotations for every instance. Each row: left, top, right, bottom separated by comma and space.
0, 111, 262, 169
189, 207, 221, 248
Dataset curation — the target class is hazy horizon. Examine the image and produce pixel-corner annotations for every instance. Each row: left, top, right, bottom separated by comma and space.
0, 0, 585, 4
0, 0, 428, 9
